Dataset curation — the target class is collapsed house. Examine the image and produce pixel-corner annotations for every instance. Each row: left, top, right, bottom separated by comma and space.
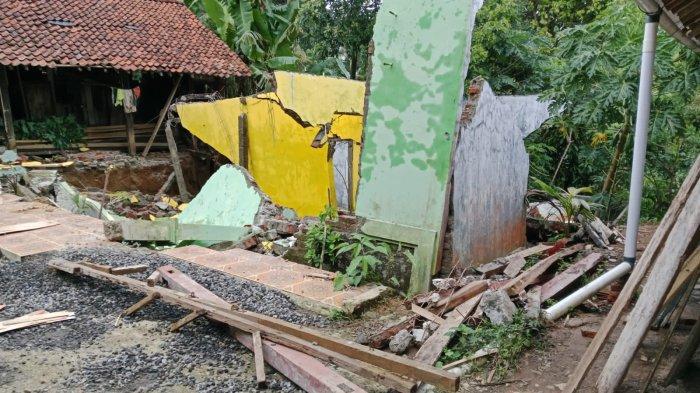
0, 0, 249, 155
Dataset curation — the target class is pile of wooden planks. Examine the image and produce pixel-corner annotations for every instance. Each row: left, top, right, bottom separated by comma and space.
565, 154, 700, 393
48, 258, 459, 392
0, 310, 75, 334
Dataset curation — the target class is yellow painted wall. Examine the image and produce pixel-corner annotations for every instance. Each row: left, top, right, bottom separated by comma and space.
176, 72, 365, 217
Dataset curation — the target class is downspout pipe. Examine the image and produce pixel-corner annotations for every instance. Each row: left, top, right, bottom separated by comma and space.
544, 10, 661, 321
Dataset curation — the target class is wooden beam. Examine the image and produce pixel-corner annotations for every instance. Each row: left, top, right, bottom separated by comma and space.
641, 266, 699, 391
662, 246, 700, 307
143, 74, 183, 157
252, 330, 267, 387
111, 264, 149, 275
0, 311, 75, 334
540, 253, 603, 301
0, 66, 16, 149
157, 265, 231, 307
413, 294, 482, 366
503, 244, 584, 296
238, 113, 249, 168
156, 264, 366, 392
164, 121, 189, 201
78, 261, 112, 273
125, 112, 136, 155
170, 309, 206, 332
0, 221, 58, 236
235, 330, 367, 393
663, 315, 700, 386
411, 304, 445, 325
564, 155, 700, 393
503, 244, 553, 279
122, 292, 160, 317
433, 280, 488, 311
147, 270, 162, 287
49, 259, 456, 392
597, 179, 700, 393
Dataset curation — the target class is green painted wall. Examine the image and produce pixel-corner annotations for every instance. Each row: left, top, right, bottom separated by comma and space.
355, 0, 477, 292
179, 165, 262, 228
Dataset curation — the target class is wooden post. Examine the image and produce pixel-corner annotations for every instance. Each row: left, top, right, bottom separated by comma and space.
252, 330, 267, 387
0, 67, 16, 149
164, 120, 189, 201
238, 113, 248, 168
142, 74, 182, 157
15, 69, 29, 119
47, 69, 58, 115
125, 111, 136, 155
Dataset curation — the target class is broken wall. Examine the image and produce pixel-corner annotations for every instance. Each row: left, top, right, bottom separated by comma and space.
176, 72, 365, 217
449, 80, 550, 270
355, 0, 481, 293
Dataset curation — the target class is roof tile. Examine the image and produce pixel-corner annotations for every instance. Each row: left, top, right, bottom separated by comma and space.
0, 0, 250, 78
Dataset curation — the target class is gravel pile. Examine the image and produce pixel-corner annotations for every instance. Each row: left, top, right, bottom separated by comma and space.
0, 245, 329, 392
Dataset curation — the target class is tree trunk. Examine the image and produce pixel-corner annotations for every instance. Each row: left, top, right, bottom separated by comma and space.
350, 49, 359, 80
602, 114, 630, 194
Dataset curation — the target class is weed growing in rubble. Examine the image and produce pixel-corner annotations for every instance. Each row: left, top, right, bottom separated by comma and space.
439, 311, 545, 381
304, 206, 343, 270
333, 234, 390, 290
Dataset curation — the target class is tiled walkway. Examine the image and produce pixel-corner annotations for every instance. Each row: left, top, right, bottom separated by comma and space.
161, 245, 387, 314
0, 194, 105, 260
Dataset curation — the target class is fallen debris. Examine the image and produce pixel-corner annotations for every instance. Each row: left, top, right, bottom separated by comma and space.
541, 253, 603, 301
49, 258, 459, 392
502, 244, 584, 296
441, 347, 499, 370
0, 220, 58, 236
0, 310, 75, 334
480, 290, 518, 325
389, 329, 413, 354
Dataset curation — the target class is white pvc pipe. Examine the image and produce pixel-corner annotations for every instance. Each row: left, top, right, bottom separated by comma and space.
544, 13, 659, 322
544, 262, 632, 321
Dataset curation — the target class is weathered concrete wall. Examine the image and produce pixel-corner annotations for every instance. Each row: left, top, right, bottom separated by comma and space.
176, 72, 364, 217
449, 80, 550, 270
355, 0, 480, 293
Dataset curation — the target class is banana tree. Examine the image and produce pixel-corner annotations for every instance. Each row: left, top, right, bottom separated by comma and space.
197, 0, 303, 89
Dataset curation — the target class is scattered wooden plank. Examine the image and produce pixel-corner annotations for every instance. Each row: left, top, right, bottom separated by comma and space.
170, 309, 206, 332
441, 347, 498, 370
413, 294, 483, 366
502, 244, 554, 278
540, 253, 603, 301
110, 264, 149, 275
122, 292, 160, 317
158, 264, 367, 393
412, 304, 445, 325
0, 311, 75, 334
157, 265, 230, 307
49, 259, 454, 392
502, 255, 527, 278
434, 280, 489, 312
663, 312, 700, 386
0, 221, 58, 236
597, 179, 700, 392
147, 270, 163, 287
564, 155, 700, 393
0, 304, 4, 311
503, 244, 584, 296
78, 261, 112, 273
252, 330, 267, 387
368, 316, 416, 349
475, 260, 507, 278
662, 247, 700, 307
235, 331, 367, 393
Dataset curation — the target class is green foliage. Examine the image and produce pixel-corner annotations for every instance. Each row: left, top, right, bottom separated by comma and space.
329, 308, 350, 321
298, 0, 379, 79
439, 312, 545, 380
529, 177, 600, 221
304, 205, 343, 270
192, 0, 304, 88
530, 1, 700, 220
333, 233, 389, 290
13, 115, 84, 150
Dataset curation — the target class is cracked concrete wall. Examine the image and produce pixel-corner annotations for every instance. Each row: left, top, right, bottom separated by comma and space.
449, 80, 550, 270
176, 72, 365, 217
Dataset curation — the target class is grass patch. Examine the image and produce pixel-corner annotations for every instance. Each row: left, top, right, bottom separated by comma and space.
438, 311, 545, 381
522, 253, 543, 270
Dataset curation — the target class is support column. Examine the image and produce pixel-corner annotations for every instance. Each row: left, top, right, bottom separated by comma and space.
164, 120, 189, 202
0, 67, 15, 149
121, 75, 136, 155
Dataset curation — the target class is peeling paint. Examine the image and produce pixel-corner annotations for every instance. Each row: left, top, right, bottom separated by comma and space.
355, 0, 480, 293
176, 72, 365, 217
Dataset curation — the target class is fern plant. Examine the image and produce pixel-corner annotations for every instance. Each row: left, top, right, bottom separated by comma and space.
333, 234, 389, 290
529, 176, 601, 222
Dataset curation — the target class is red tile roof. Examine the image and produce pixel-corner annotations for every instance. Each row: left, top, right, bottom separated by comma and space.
0, 0, 250, 78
